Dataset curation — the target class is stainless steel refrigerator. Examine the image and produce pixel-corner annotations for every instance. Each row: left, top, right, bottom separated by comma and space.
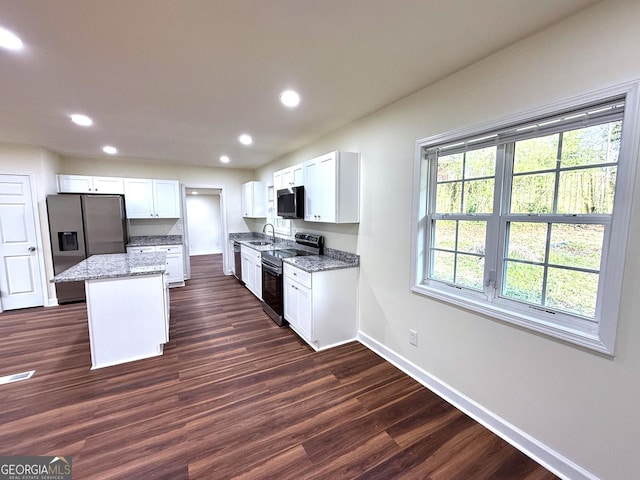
47, 194, 127, 303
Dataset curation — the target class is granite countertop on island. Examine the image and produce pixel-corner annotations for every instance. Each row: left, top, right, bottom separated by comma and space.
51, 253, 167, 283
127, 235, 183, 246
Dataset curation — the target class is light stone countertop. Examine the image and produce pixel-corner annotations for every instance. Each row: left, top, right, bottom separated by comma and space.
228, 232, 360, 272
51, 253, 167, 283
127, 235, 183, 246
284, 255, 358, 273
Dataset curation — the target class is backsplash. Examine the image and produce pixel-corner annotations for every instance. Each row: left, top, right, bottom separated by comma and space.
127, 218, 184, 237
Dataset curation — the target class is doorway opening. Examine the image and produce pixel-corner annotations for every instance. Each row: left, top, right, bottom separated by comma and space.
182, 185, 229, 278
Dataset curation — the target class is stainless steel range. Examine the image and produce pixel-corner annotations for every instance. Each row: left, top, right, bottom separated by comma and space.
261, 233, 323, 326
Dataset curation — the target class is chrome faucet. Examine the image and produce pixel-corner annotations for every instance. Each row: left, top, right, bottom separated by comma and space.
262, 223, 276, 243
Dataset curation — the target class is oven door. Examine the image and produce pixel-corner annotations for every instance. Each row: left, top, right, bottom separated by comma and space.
261, 261, 284, 325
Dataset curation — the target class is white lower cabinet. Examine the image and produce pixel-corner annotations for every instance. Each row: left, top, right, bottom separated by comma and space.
126, 245, 185, 287
241, 245, 262, 299
283, 263, 358, 351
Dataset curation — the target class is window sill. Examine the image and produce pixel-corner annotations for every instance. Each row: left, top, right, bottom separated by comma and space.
411, 283, 613, 356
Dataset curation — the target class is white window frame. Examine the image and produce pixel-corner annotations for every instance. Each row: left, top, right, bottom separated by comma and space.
411, 82, 640, 355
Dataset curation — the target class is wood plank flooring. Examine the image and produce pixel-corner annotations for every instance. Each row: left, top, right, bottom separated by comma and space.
0, 254, 558, 479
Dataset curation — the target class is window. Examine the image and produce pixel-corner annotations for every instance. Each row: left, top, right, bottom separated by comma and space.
412, 85, 640, 354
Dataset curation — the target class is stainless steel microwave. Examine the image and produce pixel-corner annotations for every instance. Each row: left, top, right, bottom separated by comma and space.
277, 186, 304, 219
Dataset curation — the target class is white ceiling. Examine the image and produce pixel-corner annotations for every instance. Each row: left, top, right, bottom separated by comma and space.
0, 0, 599, 170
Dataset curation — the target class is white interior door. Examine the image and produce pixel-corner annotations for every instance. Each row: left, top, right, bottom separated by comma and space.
0, 174, 44, 310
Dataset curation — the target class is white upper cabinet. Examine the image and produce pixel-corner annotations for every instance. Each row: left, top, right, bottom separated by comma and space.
57, 175, 124, 194
282, 164, 304, 188
124, 178, 180, 218
303, 151, 360, 223
153, 179, 181, 217
273, 163, 303, 193
242, 181, 266, 218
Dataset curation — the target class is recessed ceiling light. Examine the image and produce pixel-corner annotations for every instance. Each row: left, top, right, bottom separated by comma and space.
70, 114, 93, 127
0, 26, 24, 51
220, 155, 230, 163
192, 191, 199, 195
280, 90, 300, 108
238, 134, 253, 146
102, 145, 117, 155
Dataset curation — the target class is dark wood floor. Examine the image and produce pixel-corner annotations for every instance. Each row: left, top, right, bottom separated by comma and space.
0, 255, 557, 479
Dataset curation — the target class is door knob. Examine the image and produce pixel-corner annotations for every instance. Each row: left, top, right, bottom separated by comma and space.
28, 246, 36, 252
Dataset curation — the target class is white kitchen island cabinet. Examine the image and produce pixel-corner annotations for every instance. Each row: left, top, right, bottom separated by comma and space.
283, 262, 358, 351
52, 253, 170, 369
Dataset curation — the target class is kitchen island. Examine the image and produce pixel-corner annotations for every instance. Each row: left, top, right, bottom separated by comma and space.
52, 253, 170, 369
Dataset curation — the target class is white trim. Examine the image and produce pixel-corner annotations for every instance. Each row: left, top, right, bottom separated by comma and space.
411, 81, 640, 355
357, 331, 599, 480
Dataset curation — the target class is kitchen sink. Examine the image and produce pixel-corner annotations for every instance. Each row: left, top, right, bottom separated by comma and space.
248, 241, 272, 246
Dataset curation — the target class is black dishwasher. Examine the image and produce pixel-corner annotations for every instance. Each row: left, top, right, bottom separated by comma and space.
233, 241, 243, 284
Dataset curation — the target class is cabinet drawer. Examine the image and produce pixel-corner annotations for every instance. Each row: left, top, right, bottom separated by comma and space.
241, 244, 262, 261
284, 263, 311, 288
127, 246, 157, 253
156, 245, 183, 253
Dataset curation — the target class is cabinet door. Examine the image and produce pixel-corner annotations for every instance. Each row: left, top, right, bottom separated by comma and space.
292, 164, 304, 186
284, 276, 312, 340
282, 168, 294, 187
157, 246, 184, 284
164, 253, 183, 283
273, 171, 283, 195
296, 282, 313, 340
93, 176, 124, 194
241, 181, 266, 218
319, 154, 337, 222
253, 258, 262, 299
283, 275, 299, 328
241, 253, 251, 286
124, 178, 154, 218
303, 159, 320, 221
153, 180, 181, 218
57, 175, 94, 193
242, 183, 253, 217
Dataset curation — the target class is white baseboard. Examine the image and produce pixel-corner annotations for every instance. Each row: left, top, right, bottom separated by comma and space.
357, 331, 598, 480
189, 250, 222, 256
46, 297, 59, 307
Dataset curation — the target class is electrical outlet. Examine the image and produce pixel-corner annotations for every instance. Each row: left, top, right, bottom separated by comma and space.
409, 329, 418, 347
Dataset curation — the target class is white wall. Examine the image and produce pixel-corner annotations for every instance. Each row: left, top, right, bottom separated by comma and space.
0, 143, 61, 305
186, 194, 222, 255
254, 1, 640, 478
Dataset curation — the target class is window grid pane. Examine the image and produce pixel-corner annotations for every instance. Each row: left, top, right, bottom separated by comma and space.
501, 221, 603, 319
429, 219, 486, 292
